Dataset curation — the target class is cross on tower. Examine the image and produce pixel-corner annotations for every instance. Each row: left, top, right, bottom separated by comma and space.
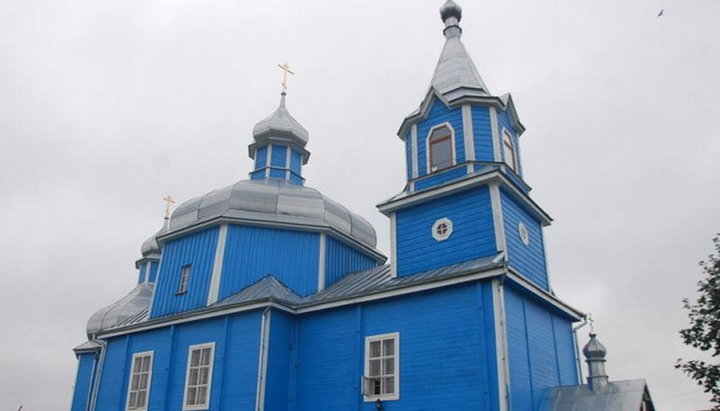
163, 195, 175, 219
277, 62, 294, 93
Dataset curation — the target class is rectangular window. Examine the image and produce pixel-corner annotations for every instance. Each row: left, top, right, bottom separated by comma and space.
363, 333, 399, 401
183, 343, 215, 410
503, 130, 517, 171
126, 351, 153, 411
177, 265, 191, 295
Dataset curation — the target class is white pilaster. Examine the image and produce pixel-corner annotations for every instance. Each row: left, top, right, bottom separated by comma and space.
489, 107, 501, 162
317, 233, 327, 291
462, 104, 475, 161
206, 224, 228, 306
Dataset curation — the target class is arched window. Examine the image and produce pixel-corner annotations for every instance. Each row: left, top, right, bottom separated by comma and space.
428, 125, 454, 172
503, 130, 517, 172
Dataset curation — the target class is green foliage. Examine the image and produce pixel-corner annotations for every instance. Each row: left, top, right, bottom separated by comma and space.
676, 235, 720, 409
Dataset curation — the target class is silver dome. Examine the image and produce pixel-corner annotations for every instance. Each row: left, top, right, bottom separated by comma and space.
252, 93, 309, 147
140, 223, 168, 258
86, 283, 153, 336
168, 179, 378, 249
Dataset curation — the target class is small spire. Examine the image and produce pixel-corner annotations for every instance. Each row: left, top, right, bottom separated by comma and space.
440, 0, 463, 38
279, 91, 287, 108
583, 332, 609, 392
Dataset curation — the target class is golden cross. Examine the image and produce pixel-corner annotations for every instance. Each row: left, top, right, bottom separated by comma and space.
277, 62, 294, 92
163, 194, 175, 218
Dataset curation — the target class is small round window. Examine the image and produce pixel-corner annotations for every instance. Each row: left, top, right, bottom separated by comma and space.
518, 222, 530, 245
432, 218, 453, 241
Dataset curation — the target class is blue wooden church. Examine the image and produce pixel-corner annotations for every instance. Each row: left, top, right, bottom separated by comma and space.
70, 2, 655, 410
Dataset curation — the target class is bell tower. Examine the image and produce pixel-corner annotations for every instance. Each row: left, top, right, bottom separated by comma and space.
378, 0, 551, 291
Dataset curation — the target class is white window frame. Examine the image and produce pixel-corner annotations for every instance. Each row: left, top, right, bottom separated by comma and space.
182, 342, 215, 410
363, 332, 400, 402
125, 351, 154, 411
502, 129, 517, 172
425, 122, 456, 174
432, 217, 454, 241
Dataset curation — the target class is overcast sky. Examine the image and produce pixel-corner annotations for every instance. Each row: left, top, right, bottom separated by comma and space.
1, 0, 719, 409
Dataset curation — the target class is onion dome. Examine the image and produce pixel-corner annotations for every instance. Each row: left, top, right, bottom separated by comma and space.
140, 221, 168, 258
252, 93, 308, 147
583, 332, 607, 360
86, 283, 153, 336
168, 179, 378, 249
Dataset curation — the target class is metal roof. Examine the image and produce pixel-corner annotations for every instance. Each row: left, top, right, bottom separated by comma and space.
89, 253, 504, 335
167, 178, 378, 250
140, 223, 167, 259
213, 275, 303, 307
539, 379, 654, 411
86, 283, 154, 336
431, 36, 489, 102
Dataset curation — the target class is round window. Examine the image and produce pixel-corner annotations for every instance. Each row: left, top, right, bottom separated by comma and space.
432, 218, 453, 241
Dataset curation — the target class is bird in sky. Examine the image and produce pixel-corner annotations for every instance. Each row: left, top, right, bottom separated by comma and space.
657, 9, 664, 17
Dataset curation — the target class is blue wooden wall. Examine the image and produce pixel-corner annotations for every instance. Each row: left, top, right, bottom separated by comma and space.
501, 190, 549, 290
219, 225, 320, 299
324, 236, 377, 288
294, 283, 499, 410
396, 186, 496, 276
414, 165, 468, 191
70, 352, 96, 411
93, 312, 262, 410
150, 227, 219, 318
504, 287, 578, 410
472, 106, 495, 162
264, 310, 295, 410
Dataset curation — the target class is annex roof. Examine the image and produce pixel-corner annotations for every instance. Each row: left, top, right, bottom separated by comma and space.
539, 379, 655, 411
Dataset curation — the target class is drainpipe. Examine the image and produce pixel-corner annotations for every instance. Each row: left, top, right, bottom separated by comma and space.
572, 316, 589, 384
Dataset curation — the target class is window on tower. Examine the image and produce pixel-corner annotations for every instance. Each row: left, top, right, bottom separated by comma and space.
428, 125, 454, 172
503, 130, 517, 172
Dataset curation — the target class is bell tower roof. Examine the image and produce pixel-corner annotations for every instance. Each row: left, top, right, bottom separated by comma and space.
431, 1, 490, 101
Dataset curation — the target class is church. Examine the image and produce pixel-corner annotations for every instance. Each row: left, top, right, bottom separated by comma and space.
70, 2, 656, 410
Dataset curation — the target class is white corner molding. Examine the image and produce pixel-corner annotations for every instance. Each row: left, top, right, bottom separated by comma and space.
411, 124, 419, 179
489, 107, 501, 162
492, 279, 510, 411
490, 185, 507, 253
207, 224, 228, 306
390, 213, 397, 278
317, 233, 327, 291
462, 104, 475, 161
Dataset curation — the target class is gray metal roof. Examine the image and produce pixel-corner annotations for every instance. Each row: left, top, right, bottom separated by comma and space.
431, 36, 489, 102
252, 92, 309, 147
86, 283, 154, 336
539, 379, 654, 411
167, 178, 378, 249
213, 275, 303, 307
90, 253, 504, 335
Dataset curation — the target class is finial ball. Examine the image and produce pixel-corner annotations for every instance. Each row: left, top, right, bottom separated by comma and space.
440, 0, 462, 22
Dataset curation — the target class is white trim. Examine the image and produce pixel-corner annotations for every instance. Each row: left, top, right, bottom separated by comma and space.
490, 184, 507, 253
378, 170, 551, 226
125, 350, 154, 411
141, 264, 149, 284
265, 145, 272, 178
389, 213, 397, 278
182, 342, 215, 411
504, 268, 582, 319
317, 233, 326, 291
462, 104, 475, 161
363, 332, 400, 402
285, 144, 292, 180
489, 107, 501, 162
255, 308, 271, 411
411, 124, 419, 178
207, 224, 228, 306
431, 217, 453, 241
518, 223, 530, 246
425, 121, 457, 174
492, 279, 510, 411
